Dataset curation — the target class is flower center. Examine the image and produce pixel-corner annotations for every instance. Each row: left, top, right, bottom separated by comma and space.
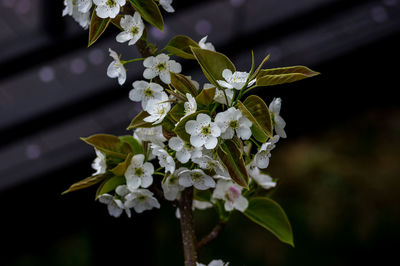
156, 63, 166, 71
227, 186, 241, 202
134, 167, 144, 177
169, 175, 177, 184
201, 125, 211, 136
107, 0, 117, 7
137, 195, 146, 201
144, 88, 153, 97
131, 26, 139, 35
229, 120, 239, 129
184, 143, 193, 150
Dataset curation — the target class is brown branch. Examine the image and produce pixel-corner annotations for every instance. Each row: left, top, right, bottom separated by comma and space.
197, 220, 226, 251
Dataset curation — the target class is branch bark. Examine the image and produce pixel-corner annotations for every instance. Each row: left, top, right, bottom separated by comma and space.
197, 220, 226, 251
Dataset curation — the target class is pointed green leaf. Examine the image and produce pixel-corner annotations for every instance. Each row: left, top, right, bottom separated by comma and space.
256, 66, 319, 86
174, 111, 208, 142
62, 173, 109, 195
88, 11, 111, 47
129, 0, 164, 31
250, 54, 270, 80
111, 153, 133, 176
169, 102, 185, 122
237, 95, 273, 142
81, 134, 127, 159
195, 87, 216, 106
217, 139, 249, 187
127, 110, 155, 130
96, 175, 126, 198
164, 35, 200, 59
170, 72, 199, 96
119, 135, 143, 155
244, 197, 294, 247
162, 113, 177, 133
191, 47, 236, 86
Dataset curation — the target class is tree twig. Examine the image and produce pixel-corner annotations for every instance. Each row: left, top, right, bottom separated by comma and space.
197, 220, 226, 251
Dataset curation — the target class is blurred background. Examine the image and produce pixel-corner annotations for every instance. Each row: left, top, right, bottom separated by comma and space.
1, 0, 399, 265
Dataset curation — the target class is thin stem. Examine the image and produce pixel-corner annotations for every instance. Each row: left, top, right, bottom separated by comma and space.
122, 57, 145, 64
197, 220, 226, 251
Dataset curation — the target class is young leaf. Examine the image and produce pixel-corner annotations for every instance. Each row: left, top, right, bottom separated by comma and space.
81, 134, 127, 159
129, 0, 164, 31
164, 35, 200, 59
119, 135, 144, 155
217, 139, 249, 187
127, 110, 156, 130
237, 95, 273, 143
62, 173, 109, 195
256, 66, 319, 87
250, 54, 270, 80
174, 111, 207, 142
170, 73, 199, 96
195, 87, 216, 106
88, 11, 111, 47
96, 175, 126, 198
169, 102, 185, 122
190, 47, 236, 86
243, 197, 294, 247
111, 153, 133, 176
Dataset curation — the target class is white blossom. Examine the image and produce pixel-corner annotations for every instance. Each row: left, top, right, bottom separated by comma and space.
63, 0, 91, 29
116, 12, 144, 45
217, 69, 253, 90
212, 179, 248, 212
98, 194, 126, 218
214, 87, 233, 105
143, 94, 171, 124
197, 260, 229, 266
269, 98, 287, 138
185, 113, 221, 149
94, 0, 126, 19
134, 126, 166, 146
179, 169, 216, 190
125, 189, 160, 213
159, 0, 175, 13
107, 48, 126, 85
192, 155, 229, 180
151, 144, 175, 174
78, 0, 92, 13
247, 163, 276, 189
254, 135, 280, 169
215, 107, 252, 140
129, 81, 166, 109
143, 53, 181, 84
125, 154, 154, 190
198, 36, 215, 51
91, 148, 106, 175
168, 136, 202, 164
161, 168, 186, 201
183, 93, 197, 118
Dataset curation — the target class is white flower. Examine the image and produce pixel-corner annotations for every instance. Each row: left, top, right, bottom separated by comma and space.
107, 48, 126, 85
214, 88, 233, 105
161, 168, 186, 201
185, 113, 221, 149
254, 135, 279, 169
168, 136, 202, 164
159, 0, 175, 13
124, 154, 154, 190
143, 53, 181, 84
247, 163, 276, 189
183, 93, 197, 118
62, 0, 91, 29
269, 98, 287, 138
91, 148, 106, 175
125, 189, 160, 213
143, 94, 171, 124
217, 69, 256, 90
151, 144, 175, 174
98, 194, 127, 218
197, 260, 229, 266
212, 180, 248, 212
199, 36, 215, 51
192, 155, 229, 180
129, 81, 166, 109
134, 126, 166, 146
116, 13, 144, 45
93, 0, 126, 19
193, 200, 213, 210
179, 169, 216, 190
215, 107, 252, 140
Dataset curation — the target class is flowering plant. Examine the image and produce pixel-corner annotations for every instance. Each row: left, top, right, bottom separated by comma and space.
62, 1, 318, 265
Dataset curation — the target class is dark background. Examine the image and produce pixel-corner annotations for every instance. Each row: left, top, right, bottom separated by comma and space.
1, 0, 399, 265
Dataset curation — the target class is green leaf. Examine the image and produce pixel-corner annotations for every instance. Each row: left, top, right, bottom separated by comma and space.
169, 102, 185, 122
96, 175, 126, 198
174, 111, 207, 142
244, 197, 294, 247
256, 66, 319, 86
62, 173, 109, 195
88, 11, 111, 47
164, 35, 200, 59
129, 0, 164, 31
170, 72, 199, 96
191, 47, 236, 86
127, 111, 155, 130
81, 134, 127, 159
217, 139, 249, 187
162, 113, 177, 133
119, 135, 143, 155
250, 54, 270, 80
196, 87, 216, 106
111, 153, 133, 176
237, 95, 273, 142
